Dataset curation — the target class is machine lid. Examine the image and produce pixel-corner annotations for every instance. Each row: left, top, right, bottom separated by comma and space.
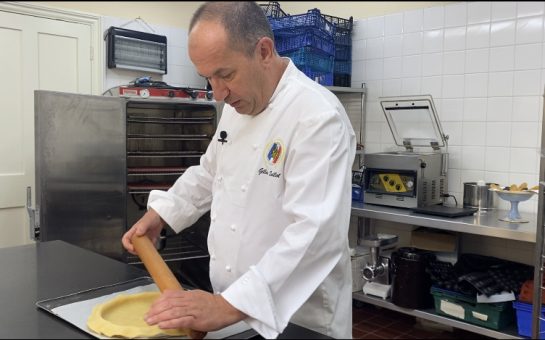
379, 95, 447, 151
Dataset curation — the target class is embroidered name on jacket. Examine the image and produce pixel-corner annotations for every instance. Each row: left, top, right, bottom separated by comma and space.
258, 139, 284, 178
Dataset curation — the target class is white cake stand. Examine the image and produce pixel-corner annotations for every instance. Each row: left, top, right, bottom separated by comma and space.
495, 190, 536, 223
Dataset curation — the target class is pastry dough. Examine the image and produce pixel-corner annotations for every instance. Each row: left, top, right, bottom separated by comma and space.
87, 291, 188, 338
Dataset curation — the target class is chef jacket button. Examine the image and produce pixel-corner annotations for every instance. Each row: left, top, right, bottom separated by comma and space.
253, 144, 258, 150
217, 175, 223, 182
230, 224, 236, 231
241, 185, 247, 192
225, 265, 231, 272
211, 215, 216, 222
211, 255, 216, 261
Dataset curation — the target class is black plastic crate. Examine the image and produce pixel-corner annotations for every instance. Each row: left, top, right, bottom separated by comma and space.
321, 13, 353, 33
333, 73, 351, 87
260, 1, 288, 18
334, 60, 351, 74
321, 13, 353, 47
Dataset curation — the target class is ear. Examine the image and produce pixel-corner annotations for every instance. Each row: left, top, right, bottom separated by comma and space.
256, 37, 275, 65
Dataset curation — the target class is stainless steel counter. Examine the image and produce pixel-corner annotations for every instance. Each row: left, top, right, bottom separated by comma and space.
0, 240, 329, 339
352, 202, 537, 243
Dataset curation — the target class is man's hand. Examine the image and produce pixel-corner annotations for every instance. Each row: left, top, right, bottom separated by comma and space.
122, 208, 165, 254
144, 289, 246, 333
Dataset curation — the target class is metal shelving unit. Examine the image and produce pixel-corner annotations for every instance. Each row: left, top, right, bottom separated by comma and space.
325, 84, 366, 169
352, 202, 537, 243
530, 94, 545, 339
353, 291, 521, 338
351, 203, 538, 339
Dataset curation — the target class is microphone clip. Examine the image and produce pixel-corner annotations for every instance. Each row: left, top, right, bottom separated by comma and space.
218, 130, 228, 145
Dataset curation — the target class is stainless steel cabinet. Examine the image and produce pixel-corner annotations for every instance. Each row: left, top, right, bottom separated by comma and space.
28, 90, 219, 271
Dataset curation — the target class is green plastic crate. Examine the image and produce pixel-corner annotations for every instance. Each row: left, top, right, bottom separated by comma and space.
431, 287, 515, 330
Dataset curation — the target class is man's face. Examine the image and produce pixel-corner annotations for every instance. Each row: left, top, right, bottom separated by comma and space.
188, 21, 266, 116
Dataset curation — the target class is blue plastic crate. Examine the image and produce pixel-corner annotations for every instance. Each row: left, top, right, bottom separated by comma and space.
269, 9, 335, 36
513, 301, 545, 339
335, 44, 352, 61
274, 28, 335, 55
302, 69, 333, 86
282, 47, 334, 74
334, 60, 351, 74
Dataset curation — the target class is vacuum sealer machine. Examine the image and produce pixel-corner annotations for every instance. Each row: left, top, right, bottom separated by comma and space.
363, 95, 449, 209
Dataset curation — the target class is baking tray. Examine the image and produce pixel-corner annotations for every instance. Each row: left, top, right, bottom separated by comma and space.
36, 276, 252, 339
36, 276, 155, 312
36, 277, 160, 339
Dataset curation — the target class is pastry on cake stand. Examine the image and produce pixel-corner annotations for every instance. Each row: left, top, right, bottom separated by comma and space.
494, 190, 536, 223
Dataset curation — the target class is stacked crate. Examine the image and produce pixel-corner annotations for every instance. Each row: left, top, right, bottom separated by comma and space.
322, 14, 354, 87
260, 3, 353, 87
260, 1, 287, 18
266, 8, 336, 86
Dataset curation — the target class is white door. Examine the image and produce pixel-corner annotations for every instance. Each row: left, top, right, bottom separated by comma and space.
0, 9, 96, 247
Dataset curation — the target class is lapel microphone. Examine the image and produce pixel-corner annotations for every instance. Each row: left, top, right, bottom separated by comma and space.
218, 130, 228, 144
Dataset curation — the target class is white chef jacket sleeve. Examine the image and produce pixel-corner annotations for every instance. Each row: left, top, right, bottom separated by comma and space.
222, 110, 355, 338
147, 139, 217, 232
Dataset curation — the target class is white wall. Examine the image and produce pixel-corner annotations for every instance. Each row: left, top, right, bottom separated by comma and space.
352, 1, 543, 214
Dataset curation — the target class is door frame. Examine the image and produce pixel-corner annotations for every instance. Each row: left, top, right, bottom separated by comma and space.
0, 1, 103, 94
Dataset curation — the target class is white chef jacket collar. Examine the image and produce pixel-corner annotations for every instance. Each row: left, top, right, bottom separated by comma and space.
267, 57, 296, 109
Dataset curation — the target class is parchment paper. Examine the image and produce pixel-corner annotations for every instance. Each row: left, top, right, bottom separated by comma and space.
50, 283, 251, 339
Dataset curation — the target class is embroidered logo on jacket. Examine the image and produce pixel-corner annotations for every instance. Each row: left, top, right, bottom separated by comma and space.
259, 139, 284, 179
263, 139, 284, 166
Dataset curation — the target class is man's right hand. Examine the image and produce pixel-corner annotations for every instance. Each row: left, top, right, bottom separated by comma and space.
122, 208, 166, 255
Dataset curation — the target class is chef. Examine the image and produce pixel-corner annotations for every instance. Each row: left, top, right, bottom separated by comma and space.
122, 2, 356, 338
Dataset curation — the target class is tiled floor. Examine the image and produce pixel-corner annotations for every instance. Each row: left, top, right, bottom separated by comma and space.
352, 302, 493, 339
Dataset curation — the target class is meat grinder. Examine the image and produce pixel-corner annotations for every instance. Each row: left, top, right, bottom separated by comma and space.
360, 233, 398, 299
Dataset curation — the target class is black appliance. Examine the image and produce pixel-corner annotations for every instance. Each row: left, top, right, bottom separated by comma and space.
391, 247, 435, 309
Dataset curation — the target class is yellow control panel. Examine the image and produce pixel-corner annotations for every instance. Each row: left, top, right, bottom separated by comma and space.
379, 174, 407, 193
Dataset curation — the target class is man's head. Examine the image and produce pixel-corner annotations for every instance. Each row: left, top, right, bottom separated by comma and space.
188, 2, 286, 115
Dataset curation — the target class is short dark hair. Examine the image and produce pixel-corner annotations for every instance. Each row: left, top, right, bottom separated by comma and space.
189, 2, 275, 57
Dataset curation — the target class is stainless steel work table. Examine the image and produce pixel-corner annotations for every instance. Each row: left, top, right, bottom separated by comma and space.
351, 202, 538, 339
352, 201, 537, 243
0, 240, 330, 339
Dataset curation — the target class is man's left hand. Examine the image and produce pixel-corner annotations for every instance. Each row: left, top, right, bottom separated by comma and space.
144, 289, 246, 334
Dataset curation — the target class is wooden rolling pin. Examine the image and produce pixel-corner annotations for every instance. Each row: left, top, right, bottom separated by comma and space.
131, 234, 182, 291
132, 234, 207, 339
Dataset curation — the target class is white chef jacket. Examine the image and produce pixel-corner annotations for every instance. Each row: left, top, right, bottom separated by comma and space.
148, 59, 356, 339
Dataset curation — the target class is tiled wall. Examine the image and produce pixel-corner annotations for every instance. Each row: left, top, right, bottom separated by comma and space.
101, 17, 206, 94
351, 1, 544, 213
